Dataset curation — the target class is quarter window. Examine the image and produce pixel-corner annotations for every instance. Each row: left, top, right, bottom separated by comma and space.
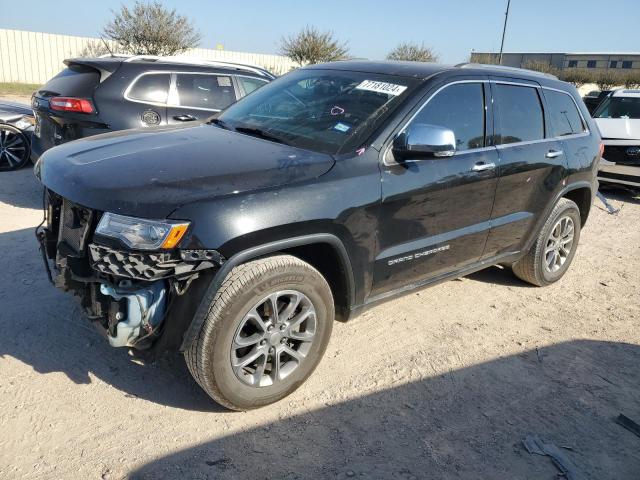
176, 74, 237, 110
239, 77, 268, 95
127, 73, 171, 104
493, 84, 544, 145
409, 83, 485, 151
545, 90, 585, 136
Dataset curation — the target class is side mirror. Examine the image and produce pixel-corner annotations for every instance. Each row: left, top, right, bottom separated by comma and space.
392, 124, 456, 160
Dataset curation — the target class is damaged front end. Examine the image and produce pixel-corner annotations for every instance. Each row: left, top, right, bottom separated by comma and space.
36, 190, 222, 352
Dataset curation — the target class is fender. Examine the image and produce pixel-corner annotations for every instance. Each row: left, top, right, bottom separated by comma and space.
521, 180, 594, 255
179, 233, 355, 351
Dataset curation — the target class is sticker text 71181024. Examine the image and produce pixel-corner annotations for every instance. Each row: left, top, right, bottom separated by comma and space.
355, 80, 408, 96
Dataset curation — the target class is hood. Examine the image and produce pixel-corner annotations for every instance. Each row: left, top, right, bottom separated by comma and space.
0, 101, 33, 122
36, 123, 335, 218
594, 118, 640, 140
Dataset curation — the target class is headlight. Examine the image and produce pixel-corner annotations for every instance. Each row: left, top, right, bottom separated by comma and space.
14, 115, 35, 131
96, 213, 190, 250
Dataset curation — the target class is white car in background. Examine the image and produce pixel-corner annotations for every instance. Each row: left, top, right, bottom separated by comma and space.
594, 89, 640, 188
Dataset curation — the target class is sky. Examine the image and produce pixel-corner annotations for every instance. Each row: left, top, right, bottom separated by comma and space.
1, 0, 638, 63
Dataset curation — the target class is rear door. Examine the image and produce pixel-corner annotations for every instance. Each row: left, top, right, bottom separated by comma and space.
372, 79, 499, 296
121, 71, 171, 128
167, 72, 239, 124
482, 78, 568, 259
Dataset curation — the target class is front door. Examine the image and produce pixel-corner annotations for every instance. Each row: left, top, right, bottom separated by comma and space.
372, 80, 499, 297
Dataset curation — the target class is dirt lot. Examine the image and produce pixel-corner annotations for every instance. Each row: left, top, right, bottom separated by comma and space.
0, 167, 639, 480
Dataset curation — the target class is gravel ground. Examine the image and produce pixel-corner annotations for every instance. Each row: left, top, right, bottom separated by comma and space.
0, 167, 639, 480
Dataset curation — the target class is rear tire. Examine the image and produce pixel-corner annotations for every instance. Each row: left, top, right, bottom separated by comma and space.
512, 198, 581, 286
185, 254, 334, 411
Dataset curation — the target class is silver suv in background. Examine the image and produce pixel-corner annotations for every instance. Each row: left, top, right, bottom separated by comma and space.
594, 89, 640, 188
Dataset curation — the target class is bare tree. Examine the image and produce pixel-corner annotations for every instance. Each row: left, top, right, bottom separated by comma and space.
102, 1, 201, 56
469, 53, 500, 65
595, 69, 623, 91
77, 39, 118, 58
522, 60, 560, 76
558, 68, 593, 88
623, 70, 640, 89
280, 26, 349, 66
386, 43, 438, 63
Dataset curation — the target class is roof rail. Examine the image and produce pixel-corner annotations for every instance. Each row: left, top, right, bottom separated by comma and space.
455, 63, 558, 80
121, 55, 275, 78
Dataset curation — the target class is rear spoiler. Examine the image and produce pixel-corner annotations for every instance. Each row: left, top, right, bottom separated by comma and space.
63, 58, 123, 82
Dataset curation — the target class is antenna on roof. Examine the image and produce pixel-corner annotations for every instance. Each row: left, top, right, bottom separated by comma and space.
100, 37, 114, 57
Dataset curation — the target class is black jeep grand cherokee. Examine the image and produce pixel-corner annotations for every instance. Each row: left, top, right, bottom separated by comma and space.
35, 61, 601, 410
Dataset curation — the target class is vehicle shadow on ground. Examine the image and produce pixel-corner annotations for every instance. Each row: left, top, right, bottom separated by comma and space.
0, 225, 223, 413
128, 339, 640, 479
0, 167, 42, 210
466, 264, 533, 287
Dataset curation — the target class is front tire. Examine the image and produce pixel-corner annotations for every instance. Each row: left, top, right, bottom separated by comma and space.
512, 198, 581, 286
185, 254, 334, 410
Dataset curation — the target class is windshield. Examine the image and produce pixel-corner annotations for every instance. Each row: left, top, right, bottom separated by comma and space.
594, 96, 640, 119
215, 69, 419, 155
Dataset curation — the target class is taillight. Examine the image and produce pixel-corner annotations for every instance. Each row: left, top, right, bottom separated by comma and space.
49, 97, 95, 114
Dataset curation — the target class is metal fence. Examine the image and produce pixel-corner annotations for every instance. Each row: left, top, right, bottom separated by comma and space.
0, 29, 297, 84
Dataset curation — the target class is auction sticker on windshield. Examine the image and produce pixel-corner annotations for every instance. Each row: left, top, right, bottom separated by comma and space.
355, 80, 407, 96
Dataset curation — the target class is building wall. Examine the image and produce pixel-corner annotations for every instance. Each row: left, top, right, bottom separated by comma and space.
470, 51, 640, 71
0, 29, 298, 84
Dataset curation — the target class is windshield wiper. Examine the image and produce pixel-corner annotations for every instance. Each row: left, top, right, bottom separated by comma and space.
208, 118, 230, 130
234, 126, 291, 145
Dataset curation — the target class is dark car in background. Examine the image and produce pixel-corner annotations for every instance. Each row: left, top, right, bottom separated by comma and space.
30, 55, 274, 160
583, 89, 612, 115
0, 101, 35, 171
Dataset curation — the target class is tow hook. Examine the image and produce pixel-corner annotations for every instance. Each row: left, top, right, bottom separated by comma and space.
100, 281, 167, 348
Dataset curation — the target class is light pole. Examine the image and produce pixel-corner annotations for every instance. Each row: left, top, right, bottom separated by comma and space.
498, 0, 511, 65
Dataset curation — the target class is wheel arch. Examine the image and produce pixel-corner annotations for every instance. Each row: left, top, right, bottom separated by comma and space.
179, 233, 355, 352
562, 185, 592, 226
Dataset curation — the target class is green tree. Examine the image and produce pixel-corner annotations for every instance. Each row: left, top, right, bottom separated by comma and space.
386, 43, 439, 62
103, 1, 201, 56
279, 26, 349, 66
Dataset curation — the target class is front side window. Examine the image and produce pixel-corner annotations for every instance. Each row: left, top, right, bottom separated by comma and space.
409, 83, 485, 151
494, 84, 544, 145
127, 73, 171, 104
176, 74, 237, 110
545, 90, 585, 137
594, 96, 640, 119
216, 69, 419, 154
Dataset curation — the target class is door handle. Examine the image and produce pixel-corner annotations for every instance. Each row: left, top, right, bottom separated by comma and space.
545, 149, 563, 159
471, 162, 496, 172
173, 114, 197, 121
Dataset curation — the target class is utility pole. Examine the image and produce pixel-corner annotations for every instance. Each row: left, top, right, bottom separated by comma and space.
498, 0, 511, 65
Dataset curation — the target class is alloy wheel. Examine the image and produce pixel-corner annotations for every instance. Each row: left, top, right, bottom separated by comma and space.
231, 290, 317, 387
0, 126, 29, 170
544, 216, 575, 273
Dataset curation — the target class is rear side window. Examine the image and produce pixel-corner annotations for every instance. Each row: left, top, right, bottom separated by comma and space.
545, 90, 585, 136
239, 77, 268, 95
176, 74, 237, 110
494, 84, 544, 144
127, 73, 171, 104
410, 83, 486, 150
40, 64, 100, 97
